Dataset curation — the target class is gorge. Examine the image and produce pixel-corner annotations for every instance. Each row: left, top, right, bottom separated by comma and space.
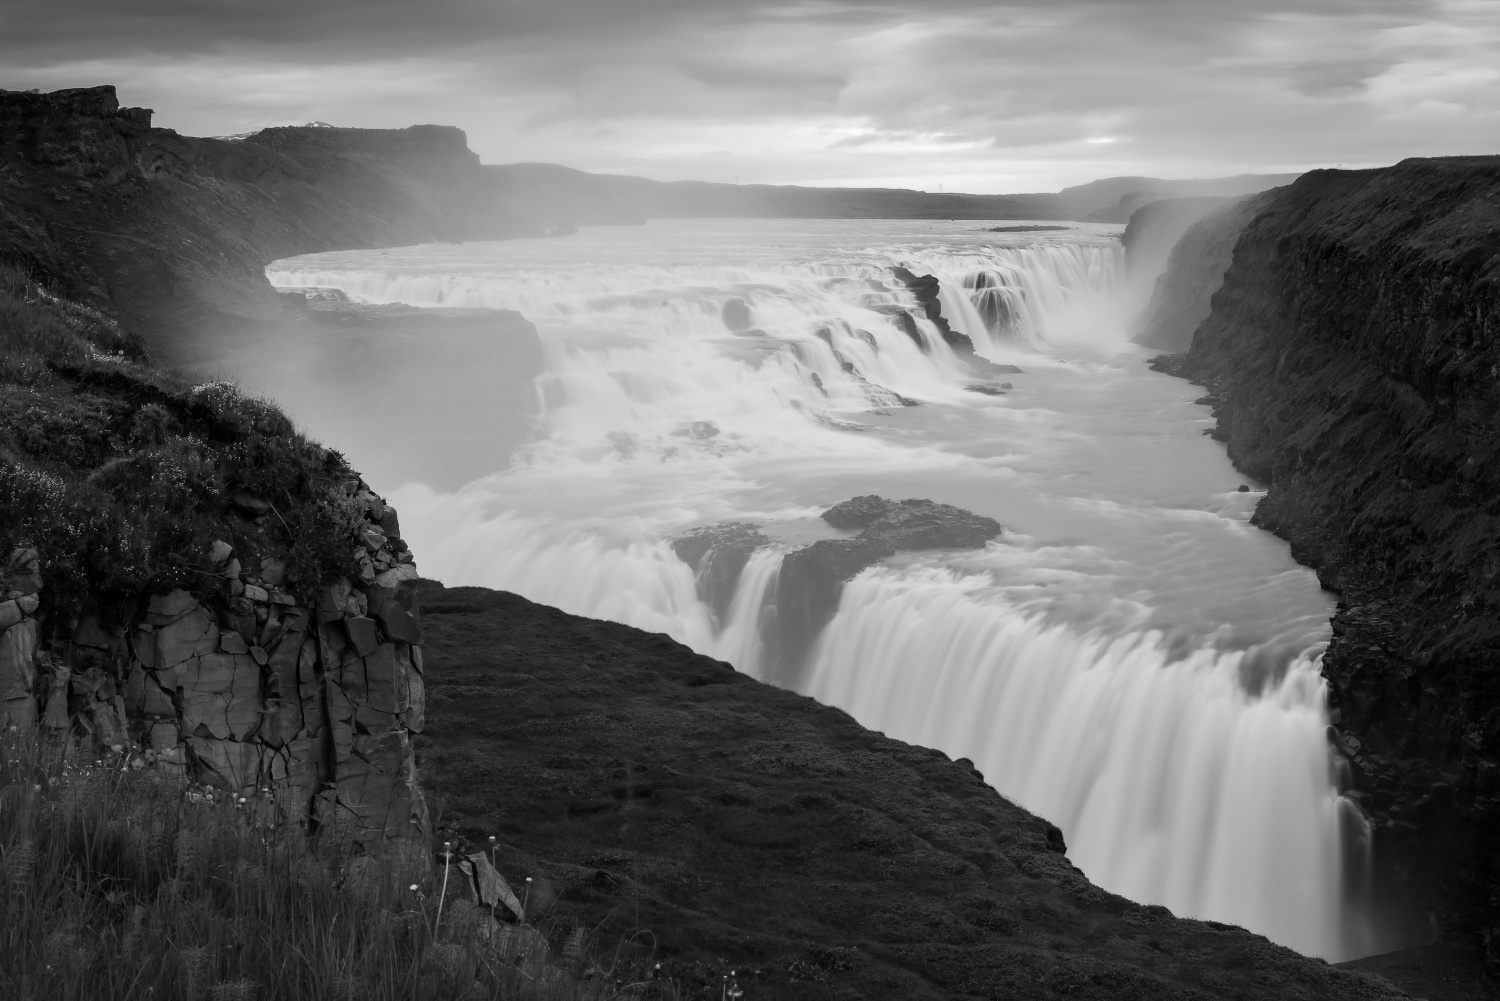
2, 85, 1498, 999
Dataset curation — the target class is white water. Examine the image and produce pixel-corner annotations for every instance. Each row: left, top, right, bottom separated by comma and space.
265, 218, 1370, 959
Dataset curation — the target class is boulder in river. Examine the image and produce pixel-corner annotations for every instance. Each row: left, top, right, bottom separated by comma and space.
772, 497, 1001, 685
673, 523, 774, 623
721, 297, 753, 332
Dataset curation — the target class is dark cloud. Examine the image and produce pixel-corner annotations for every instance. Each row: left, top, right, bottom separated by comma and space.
3, 0, 1494, 190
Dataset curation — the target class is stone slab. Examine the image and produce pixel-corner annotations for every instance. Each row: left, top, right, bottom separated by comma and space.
188, 737, 264, 792
155, 608, 215, 669
345, 616, 379, 657
0, 618, 38, 700
146, 589, 198, 624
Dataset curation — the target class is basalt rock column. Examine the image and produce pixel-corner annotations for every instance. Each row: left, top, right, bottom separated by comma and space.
0, 487, 430, 847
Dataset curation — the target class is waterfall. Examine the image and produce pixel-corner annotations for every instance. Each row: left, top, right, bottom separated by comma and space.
805, 565, 1348, 957
265, 218, 1366, 961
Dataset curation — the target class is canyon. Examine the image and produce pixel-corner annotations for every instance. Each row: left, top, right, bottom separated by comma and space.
2, 84, 1499, 999
1154, 157, 1500, 978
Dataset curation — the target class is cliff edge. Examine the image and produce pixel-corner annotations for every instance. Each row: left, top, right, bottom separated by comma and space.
1170, 155, 1500, 974
0, 85, 531, 362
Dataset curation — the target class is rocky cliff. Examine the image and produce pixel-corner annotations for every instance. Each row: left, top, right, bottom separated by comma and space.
1130, 193, 1271, 351
0, 85, 504, 846
0, 85, 532, 362
1165, 156, 1500, 973
0, 268, 431, 845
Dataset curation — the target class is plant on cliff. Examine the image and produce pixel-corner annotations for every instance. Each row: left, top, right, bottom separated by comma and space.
0, 266, 364, 613
0, 734, 621, 1000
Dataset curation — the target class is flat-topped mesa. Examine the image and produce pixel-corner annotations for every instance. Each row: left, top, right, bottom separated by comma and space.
769, 496, 1002, 685
0, 84, 152, 129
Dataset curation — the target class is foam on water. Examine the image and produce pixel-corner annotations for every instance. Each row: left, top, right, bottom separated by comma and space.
266, 218, 1372, 959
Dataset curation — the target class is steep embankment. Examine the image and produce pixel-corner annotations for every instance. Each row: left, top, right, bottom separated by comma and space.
414, 581, 1407, 1001
1167, 157, 1500, 973
1128, 193, 1277, 352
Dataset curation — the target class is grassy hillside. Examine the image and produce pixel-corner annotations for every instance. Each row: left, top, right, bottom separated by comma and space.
0, 264, 362, 614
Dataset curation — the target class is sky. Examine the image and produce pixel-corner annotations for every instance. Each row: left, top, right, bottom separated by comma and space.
2, 0, 1497, 193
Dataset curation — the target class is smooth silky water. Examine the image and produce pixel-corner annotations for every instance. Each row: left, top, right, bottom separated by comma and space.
255, 218, 1376, 959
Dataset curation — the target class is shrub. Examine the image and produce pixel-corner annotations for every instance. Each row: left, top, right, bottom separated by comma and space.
0, 273, 362, 613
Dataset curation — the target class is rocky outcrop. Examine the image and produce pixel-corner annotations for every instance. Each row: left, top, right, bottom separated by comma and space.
768, 496, 1001, 684
0, 487, 429, 846
0, 254, 434, 846
672, 522, 773, 624
1167, 156, 1500, 973
889, 266, 1015, 378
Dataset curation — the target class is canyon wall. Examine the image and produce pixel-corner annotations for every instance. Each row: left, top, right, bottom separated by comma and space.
0, 85, 533, 361
1130, 193, 1274, 352
1166, 156, 1500, 971
0, 263, 432, 843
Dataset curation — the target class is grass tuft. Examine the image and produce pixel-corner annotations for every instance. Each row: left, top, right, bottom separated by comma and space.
0, 733, 621, 1000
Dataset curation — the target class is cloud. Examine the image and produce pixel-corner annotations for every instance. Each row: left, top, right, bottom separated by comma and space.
2, 0, 1495, 190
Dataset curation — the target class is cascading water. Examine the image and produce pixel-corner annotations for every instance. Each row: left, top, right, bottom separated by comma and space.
260, 218, 1373, 960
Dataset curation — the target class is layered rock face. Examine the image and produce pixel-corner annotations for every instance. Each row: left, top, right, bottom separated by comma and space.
1168, 156, 1500, 969
0, 86, 530, 360
0, 489, 429, 846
